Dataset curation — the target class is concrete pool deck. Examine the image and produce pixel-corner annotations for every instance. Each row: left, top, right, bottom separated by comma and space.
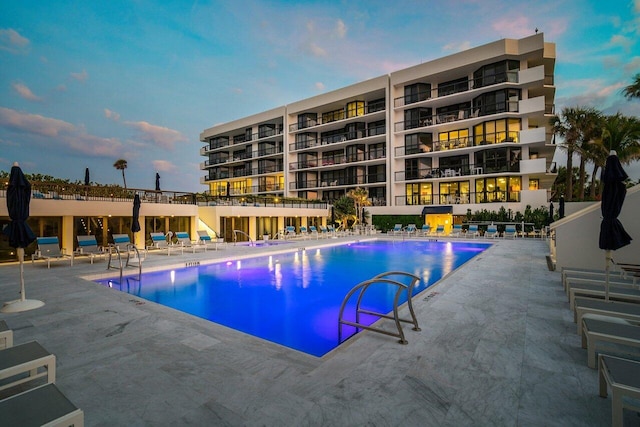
0, 237, 614, 425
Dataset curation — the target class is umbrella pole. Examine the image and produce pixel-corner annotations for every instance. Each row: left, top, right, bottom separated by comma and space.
605, 250, 611, 302
19, 247, 26, 301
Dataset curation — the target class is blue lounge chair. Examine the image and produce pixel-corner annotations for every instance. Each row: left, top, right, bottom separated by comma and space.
467, 224, 480, 238
485, 225, 499, 238
433, 225, 445, 236
405, 224, 417, 237
32, 236, 73, 268
503, 224, 517, 239
392, 224, 403, 236
148, 232, 175, 255
419, 224, 431, 236
285, 226, 297, 239
197, 230, 221, 250
75, 235, 106, 264
309, 226, 320, 239
449, 224, 463, 237
175, 231, 206, 253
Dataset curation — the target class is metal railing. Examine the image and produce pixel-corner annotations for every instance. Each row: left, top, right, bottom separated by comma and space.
395, 190, 522, 206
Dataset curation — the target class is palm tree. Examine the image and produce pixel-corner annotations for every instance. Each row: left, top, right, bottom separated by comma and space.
332, 196, 357, 230
622, 73, 640, 100
598, 114, 640, 192
574, 109, 602, 200
113, 159, 128, 189
550, 107, 601, 201
346, 187, 371, 224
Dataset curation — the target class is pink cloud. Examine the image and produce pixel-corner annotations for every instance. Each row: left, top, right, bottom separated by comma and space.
0, 107, 123, 157
123, 121, 187, 149
12, 82, 42, 101
70, 69, 89, 82
0, 28, 30, 54
152, 160, 177, 173
104, 108, 120, 121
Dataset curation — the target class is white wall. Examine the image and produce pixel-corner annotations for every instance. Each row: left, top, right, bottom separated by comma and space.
551, 184, 640, 270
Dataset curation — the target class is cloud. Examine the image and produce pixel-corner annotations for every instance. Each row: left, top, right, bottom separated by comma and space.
315, 82, 325, 91
0, 107, 123, 157
70, 69, 88, 82
0, 28, 30, 54
305, 42, 327, 57
624, 56, 640, 73
12, 82, 42, 101
610, 34, 633, 52
335, 19, 347, 38
491, 16, 533, 38
123, 121, 187, 149
442, 41, 472, 53
152, 159, 177, 173
104, 108, 120, 121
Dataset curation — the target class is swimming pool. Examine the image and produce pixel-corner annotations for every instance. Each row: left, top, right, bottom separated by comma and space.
96, 240, 489, 356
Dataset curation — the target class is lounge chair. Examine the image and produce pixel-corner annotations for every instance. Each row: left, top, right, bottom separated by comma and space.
432, 224, 445, 236
467, 224, 480, 238
568, 282, 640, 310
32, 236, 73, 268
327, 225, 337, 237
285, 225, 297, 239
392, 224, 403, 236
308, 226, 320, 239
562, 267, 638, 292
196, 230, 221, 250
598, 354, 640, 427
0, 320, 13, 349
0, 341, 56, 392
565, 275, 636, 297
148, 232, 175, 255
319, 225, 330, 238
582, 317, 640, 368
299, 226, 309, 238
448, 224, 462, 237
419, 224, 431, 236
404, 224, 417, 237
503, 224, 517, 239
75, 235, 106, 264
174, 231, 205, 254
0, 383, 84, 426
574, 297, 640, 335
485, 225, 499, 238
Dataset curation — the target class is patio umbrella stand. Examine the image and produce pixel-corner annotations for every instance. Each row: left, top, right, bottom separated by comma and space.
599, 151, 632, 302
1, 162, 44, 313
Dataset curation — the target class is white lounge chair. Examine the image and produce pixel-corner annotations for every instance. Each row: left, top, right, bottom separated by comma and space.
285, 226, 297, 239
404, 224, 417, 237
503, 224, 517, 239
32, 236, 73, 268
75, 235, 106, 264
391, 224, 402, 236
449, 224, 462, 237
574, 297, 640, 335
196, 230, 221, 250
467, 224, 480, 238
0, 320, 13, 349
148, 232, 175, 255
308, 226, 320, 239
0, 341, 56, 392
0, 383, 84, 426
568, 282, 640, 310
485, 225, 499, 238
582, 317, 640, 368
174, 231, 205, 254
598, 354, 640, 427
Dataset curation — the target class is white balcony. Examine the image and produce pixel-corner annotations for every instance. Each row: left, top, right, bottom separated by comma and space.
519, 127, 546, 145
520, 158, 547, 174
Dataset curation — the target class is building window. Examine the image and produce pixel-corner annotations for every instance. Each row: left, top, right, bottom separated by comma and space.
322, 109, 345, 123
405, 133, 433, 154
346, 101, 365, 118
473, 60, 520, 88
472, 89, 520, 116
438, 128, 469, 150
404, 83, 431, 105
405, 182, 433, 205
439, 181, 470, 204
438, 77, 468, 97
368, 98, 385, 113
529, 179, 539, 190
404, 108, 432, 129
473, 118, 520, 145
475, 176, 521, 203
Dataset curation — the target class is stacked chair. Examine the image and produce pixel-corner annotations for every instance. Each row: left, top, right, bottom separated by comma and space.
563, 262, 640, 426
0, 320, 84, 425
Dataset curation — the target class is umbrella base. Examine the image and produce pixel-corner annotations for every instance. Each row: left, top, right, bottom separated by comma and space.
1, 299, 45, 313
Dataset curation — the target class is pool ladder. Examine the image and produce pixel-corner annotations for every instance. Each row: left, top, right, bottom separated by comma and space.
338, 271, 421, 345
107, 243, 143, 284
232, 230, 254, 246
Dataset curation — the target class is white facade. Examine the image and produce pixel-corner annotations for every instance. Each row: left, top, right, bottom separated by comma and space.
200, 34, 557, 222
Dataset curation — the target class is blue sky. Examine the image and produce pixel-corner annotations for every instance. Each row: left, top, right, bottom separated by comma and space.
1, 0, 639, 192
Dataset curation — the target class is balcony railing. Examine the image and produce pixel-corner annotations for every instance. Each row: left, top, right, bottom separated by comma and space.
395, 131, 520, 157
198, 194, 327, 209
201, 128, 283, 153
288, 173, 386, 190
394, 162, 519, 182
289, 124, 386, 152
288, 105, 386, 132
289, 151, 386, 171
394, 71, 519, 107
394, 102, 519, 132
395, 190, 521, 206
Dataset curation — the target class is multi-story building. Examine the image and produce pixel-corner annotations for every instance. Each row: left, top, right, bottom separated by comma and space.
200, 33, 556, 231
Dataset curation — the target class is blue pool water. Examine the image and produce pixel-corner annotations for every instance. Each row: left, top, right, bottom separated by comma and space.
96, 240, 489, 356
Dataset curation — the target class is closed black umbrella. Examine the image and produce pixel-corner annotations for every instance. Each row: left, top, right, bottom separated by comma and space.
84, 167, 90, 186
1, 163, 43, 312
155, 173, 161, 192
559, 195, 565, 219
549, 202, 554, 222
599, 152, 632, 301
132, 194, 141, 234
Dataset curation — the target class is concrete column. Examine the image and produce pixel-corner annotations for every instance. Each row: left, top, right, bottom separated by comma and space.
62, 215, 74, 255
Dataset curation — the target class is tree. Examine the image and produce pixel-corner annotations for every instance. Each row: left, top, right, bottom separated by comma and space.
113, 159, 128, 189
597, 113, 640, 194
550, 107, 601, 201
346, 187, 371, 224
332, 196, 357, 230
622, 73, 640, 100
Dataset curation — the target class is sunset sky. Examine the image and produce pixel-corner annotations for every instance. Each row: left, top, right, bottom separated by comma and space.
1, 0, 639, 191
